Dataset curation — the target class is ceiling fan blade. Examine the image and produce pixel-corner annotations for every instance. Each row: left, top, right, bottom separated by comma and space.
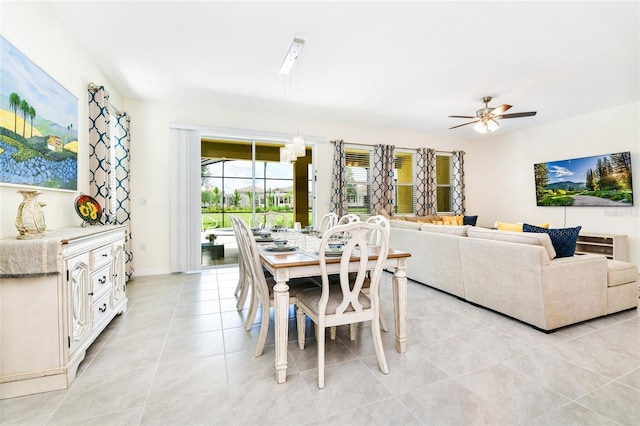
490, 104, 512, 115
494, 111, 537, 119
449, 120, 479, 129
448, 115, 476, 119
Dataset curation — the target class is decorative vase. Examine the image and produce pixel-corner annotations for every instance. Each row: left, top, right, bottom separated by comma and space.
15, 190, 46, 239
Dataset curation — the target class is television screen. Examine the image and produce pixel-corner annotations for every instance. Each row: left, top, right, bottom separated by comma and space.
534, 152, 633, 206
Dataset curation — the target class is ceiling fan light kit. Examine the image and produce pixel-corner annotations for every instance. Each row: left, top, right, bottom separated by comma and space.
449, 96, 537, 133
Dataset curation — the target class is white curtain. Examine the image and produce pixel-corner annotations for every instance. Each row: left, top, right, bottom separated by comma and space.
170, 128, 202, 272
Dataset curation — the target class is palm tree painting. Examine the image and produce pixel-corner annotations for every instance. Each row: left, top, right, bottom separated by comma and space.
0, 35, 78, 190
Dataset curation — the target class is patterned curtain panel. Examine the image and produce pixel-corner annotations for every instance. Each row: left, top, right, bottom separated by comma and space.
88, 85, 134, 280
329, 139, 348, 217
370, 144, 395, 215
88, 86, 112, 224
415, 148, 437, 216
113, 113, 134, 280
452, 150, 465, 215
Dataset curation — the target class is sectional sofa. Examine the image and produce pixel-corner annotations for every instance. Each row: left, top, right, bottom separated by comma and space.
388, 221, 638, 331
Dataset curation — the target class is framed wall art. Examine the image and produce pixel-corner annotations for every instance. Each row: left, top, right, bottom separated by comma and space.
0, 35, 78, 190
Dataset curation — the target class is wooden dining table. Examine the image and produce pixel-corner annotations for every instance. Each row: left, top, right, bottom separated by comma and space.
258, 232, 411, 384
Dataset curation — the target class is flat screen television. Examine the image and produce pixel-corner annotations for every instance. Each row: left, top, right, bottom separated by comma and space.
534, 151, 633, 206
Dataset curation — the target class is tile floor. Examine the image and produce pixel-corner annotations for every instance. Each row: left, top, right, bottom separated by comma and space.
2, 267, 639, 425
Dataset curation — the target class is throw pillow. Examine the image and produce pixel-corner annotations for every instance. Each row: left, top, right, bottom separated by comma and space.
442, 215, 463, 225
463, 215, 478, 226
497, 222, 523, 232
522, 223, 582, 258
497, 221, 550, 232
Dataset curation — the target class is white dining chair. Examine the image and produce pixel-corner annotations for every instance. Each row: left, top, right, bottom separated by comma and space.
234, 216, 317, 357
317, 212, 338, 234
337, 213, 361, 225
365, 215, 390, 246
295, 222, 390, 388
230, 216, 252, 312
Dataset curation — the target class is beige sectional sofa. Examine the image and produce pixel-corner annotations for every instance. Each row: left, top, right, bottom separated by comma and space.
389, 222, 638, 331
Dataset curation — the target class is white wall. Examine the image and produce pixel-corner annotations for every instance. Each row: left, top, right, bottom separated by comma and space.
0, 2, 123, 236
463, 102, 640, 266
125, 96, 460, 275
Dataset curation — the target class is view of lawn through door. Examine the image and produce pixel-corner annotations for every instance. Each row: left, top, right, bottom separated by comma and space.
200, 139, 313, 237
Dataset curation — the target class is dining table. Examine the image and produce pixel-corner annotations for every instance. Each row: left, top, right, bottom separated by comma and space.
257, 230, 411, 384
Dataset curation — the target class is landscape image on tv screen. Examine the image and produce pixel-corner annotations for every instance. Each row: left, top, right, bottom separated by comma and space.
534, 151, 633, 207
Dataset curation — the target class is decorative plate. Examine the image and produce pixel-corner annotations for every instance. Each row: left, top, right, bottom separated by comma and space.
266, 245, 296, 252
74, 194, 102, 224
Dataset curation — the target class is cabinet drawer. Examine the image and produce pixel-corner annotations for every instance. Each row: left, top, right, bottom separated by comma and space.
91, 292, 113, 331
91, 245, 112, 268
90, 265, 112, 301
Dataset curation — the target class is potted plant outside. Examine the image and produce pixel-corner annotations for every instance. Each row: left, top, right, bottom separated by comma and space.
208, 233, 224, 259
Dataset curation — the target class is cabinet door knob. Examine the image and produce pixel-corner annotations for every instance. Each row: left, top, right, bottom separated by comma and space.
99, 304, 107, 313
99, 276, 107, 284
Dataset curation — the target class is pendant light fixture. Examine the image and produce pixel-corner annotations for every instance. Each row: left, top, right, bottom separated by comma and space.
279, 38, 306, 162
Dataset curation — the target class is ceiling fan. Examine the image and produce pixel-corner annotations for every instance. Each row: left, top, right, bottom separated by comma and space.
449, 96, 537, 133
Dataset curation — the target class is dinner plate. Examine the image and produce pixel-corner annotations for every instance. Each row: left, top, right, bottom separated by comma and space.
255, 237, 274, 243
322, 248, 344, 257
265, 245, 296, 252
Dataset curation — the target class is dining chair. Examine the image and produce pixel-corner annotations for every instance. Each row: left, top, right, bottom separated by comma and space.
337, 213, 361, 225
363, 214, 391, 332
317, 212, 338, 234
295, 222, 390, 388
230, 216, 251, 311
253, 211, 287, 230
234, 216, 317, 357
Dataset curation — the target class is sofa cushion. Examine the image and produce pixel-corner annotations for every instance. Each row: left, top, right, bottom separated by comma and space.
389, 219, 423, 230
606, 260, 638, 287
467, 227, 556, 260
523, 224, 581, 258
402, 215, 439, 223
420, 223, 470, 236
463, 215, 478, 226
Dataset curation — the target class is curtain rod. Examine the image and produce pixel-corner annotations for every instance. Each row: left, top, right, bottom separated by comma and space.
87, 82, 124, 117
330, 139, 456, 154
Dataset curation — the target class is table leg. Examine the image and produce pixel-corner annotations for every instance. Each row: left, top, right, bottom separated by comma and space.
392, 258, 408, 353
273, 269, 290, 383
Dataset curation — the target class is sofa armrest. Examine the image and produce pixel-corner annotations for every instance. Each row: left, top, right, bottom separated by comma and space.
540, 254, 608, 329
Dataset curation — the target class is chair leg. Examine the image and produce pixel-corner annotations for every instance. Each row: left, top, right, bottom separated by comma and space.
244, 285, 258, 331
371, 313, 389, 375
296, 307, 306, 350
379, 304, 389, 332
317, 325, 325, 389
254, 305, 271, 357
330, 326, 337, 340
236, 273, 249, 310
349, 323, 356, 341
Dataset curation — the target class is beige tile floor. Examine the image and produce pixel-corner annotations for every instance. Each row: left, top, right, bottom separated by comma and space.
2, 267, 639, 425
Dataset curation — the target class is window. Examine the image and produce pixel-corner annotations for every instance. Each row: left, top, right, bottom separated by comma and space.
436, 153, 452, 214
345, 146, 415, 214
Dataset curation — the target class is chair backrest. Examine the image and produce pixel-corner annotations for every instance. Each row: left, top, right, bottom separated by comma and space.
253, 212, 287, 229
318, 222, 389, 317
232, 216, 270, 305
365, 215, 390, 246
318, 212, 338, 233
337, 213, 361, 225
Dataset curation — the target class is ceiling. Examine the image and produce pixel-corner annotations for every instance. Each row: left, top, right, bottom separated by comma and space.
46, 1, 639, 138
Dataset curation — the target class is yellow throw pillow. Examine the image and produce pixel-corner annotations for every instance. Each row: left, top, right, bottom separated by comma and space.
442, 215, 463, 226
497, 222, 550, 232
497, 222, 524, 232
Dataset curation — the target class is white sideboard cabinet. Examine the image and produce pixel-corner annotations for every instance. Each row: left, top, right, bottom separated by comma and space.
0, 225, 128, 399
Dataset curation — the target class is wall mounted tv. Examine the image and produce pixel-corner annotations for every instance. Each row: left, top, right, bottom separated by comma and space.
534, 151, 633, 207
